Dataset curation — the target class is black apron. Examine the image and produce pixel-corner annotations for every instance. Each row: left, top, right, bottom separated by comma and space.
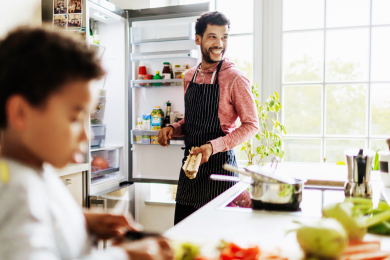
175, 60, 238, 209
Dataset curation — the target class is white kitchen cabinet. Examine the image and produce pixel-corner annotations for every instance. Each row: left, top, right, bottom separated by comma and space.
60, 171, 84, 207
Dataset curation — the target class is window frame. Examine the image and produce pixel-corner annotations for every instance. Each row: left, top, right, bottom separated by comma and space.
263, 0, 389, 164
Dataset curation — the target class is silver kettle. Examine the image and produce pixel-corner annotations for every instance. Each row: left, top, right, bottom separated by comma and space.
344, 149, 375, 198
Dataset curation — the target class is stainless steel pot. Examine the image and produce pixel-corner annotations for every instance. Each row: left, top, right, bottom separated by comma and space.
249, 178, 305, 211
211, 170, 305, 211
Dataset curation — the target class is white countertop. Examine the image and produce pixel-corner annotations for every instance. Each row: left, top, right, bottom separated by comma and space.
164, 179, 390, 258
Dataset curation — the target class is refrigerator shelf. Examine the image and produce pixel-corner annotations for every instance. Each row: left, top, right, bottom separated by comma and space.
132, 129, 159, 135
131, 79, 183, 88
91, 145, 123, 152
131, 50, 198, 61
133, 142, 184, 146
91, 167, 120, 178
131, 22, 195, 44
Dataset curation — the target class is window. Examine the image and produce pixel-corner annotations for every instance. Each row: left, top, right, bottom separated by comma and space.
282, 0, 390, 163
215, 0, 254, 162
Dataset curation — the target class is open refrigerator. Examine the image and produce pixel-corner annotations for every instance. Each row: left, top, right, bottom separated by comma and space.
84, 1, 210, 215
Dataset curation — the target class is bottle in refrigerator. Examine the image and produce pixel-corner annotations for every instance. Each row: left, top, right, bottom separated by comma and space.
89, 19, 94, 43
151, 106, 164, 130
139, 61, 147, 76
162, 62, 171, 86
93, 21, 99, 45
164, 101, 171, 127
153, 71, 163, 86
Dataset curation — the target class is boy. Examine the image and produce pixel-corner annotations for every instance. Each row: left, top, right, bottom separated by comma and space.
0, 27, 172, 260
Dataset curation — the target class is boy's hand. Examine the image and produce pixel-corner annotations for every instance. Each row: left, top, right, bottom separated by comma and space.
158, 127, 173, 147
84, 212, 141, 240
120, 237, 173, 260
190, 143, 213, 165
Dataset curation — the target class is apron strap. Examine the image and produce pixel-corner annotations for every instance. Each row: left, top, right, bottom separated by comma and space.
213, 60, 224, 85
190, 63, 201, 83
191, 60, 224, 84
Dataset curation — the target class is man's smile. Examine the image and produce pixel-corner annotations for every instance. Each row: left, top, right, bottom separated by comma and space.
210, 48, 223, 55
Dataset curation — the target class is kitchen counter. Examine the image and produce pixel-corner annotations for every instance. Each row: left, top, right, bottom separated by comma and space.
49, 163, 89, 177
164, 177, 390, 258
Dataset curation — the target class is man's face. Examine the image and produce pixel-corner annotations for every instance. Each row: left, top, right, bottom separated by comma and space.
20, 81, 96, 168
196, 24, 229, 64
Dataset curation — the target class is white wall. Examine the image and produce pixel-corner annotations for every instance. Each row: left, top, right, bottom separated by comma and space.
108, 0, 150, 9
0, 0, 41, 38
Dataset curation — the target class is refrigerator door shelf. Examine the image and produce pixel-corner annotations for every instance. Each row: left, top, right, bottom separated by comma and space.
131, 22, 195, 44
91, 167, 120, 178
131, 130, 184, 145
131, 49, 198, 61
132, 79, 183, 88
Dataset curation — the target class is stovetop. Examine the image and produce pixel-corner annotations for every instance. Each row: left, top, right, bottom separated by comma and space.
218, 188, 346, 218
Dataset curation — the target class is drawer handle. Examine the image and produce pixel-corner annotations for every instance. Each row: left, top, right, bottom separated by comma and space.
63, 179, 72, 185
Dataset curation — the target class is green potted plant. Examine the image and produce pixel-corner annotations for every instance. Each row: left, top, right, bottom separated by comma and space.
241, 83, 286, 166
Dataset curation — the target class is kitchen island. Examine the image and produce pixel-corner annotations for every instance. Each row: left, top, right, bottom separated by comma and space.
164, 174, 390, 258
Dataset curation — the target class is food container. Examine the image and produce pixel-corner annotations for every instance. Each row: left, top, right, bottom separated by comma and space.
151, 135, 159, 144
142, 135, 151, 144
134, 135, 142, 144
142, 115, 151, 130
143, 74, 153, 86
91, 124, 105, 147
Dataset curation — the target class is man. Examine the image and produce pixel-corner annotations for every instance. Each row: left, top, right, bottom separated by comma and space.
158, 12, 259, 224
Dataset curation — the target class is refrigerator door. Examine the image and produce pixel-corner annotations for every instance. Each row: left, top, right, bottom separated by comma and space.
87, 0, 130, 196
128, 3, 209, 184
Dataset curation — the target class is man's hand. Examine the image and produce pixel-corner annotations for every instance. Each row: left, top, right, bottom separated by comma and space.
120, 237, 173, 260
190, 143, 213, 165
158, 127, 173, 147
84, 212, 140, 240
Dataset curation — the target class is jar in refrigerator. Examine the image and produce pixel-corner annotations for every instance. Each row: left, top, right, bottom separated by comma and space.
175, 114, 184, 123
171, 111, 179, 124
143, 74, 154, 86
134, 135, 142, 144
162, 62, 171, 84
142, 135, 151, 144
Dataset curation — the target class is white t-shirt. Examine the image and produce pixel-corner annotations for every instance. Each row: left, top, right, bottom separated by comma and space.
0, 158, 128, 260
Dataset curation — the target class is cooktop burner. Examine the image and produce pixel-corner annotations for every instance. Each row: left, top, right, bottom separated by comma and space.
226, 190, 302, 211
222, 189, 346, 217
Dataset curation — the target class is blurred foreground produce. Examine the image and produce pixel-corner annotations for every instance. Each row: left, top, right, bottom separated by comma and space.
292, 219, 348, 259
171, 241, 287, 260
218, 242, 261, 260
171, 242, 201, 260
323, 198, 390, 239
322, 202, 367, 240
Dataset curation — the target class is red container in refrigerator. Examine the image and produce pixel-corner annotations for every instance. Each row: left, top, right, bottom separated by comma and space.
138, 61, 147, 75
